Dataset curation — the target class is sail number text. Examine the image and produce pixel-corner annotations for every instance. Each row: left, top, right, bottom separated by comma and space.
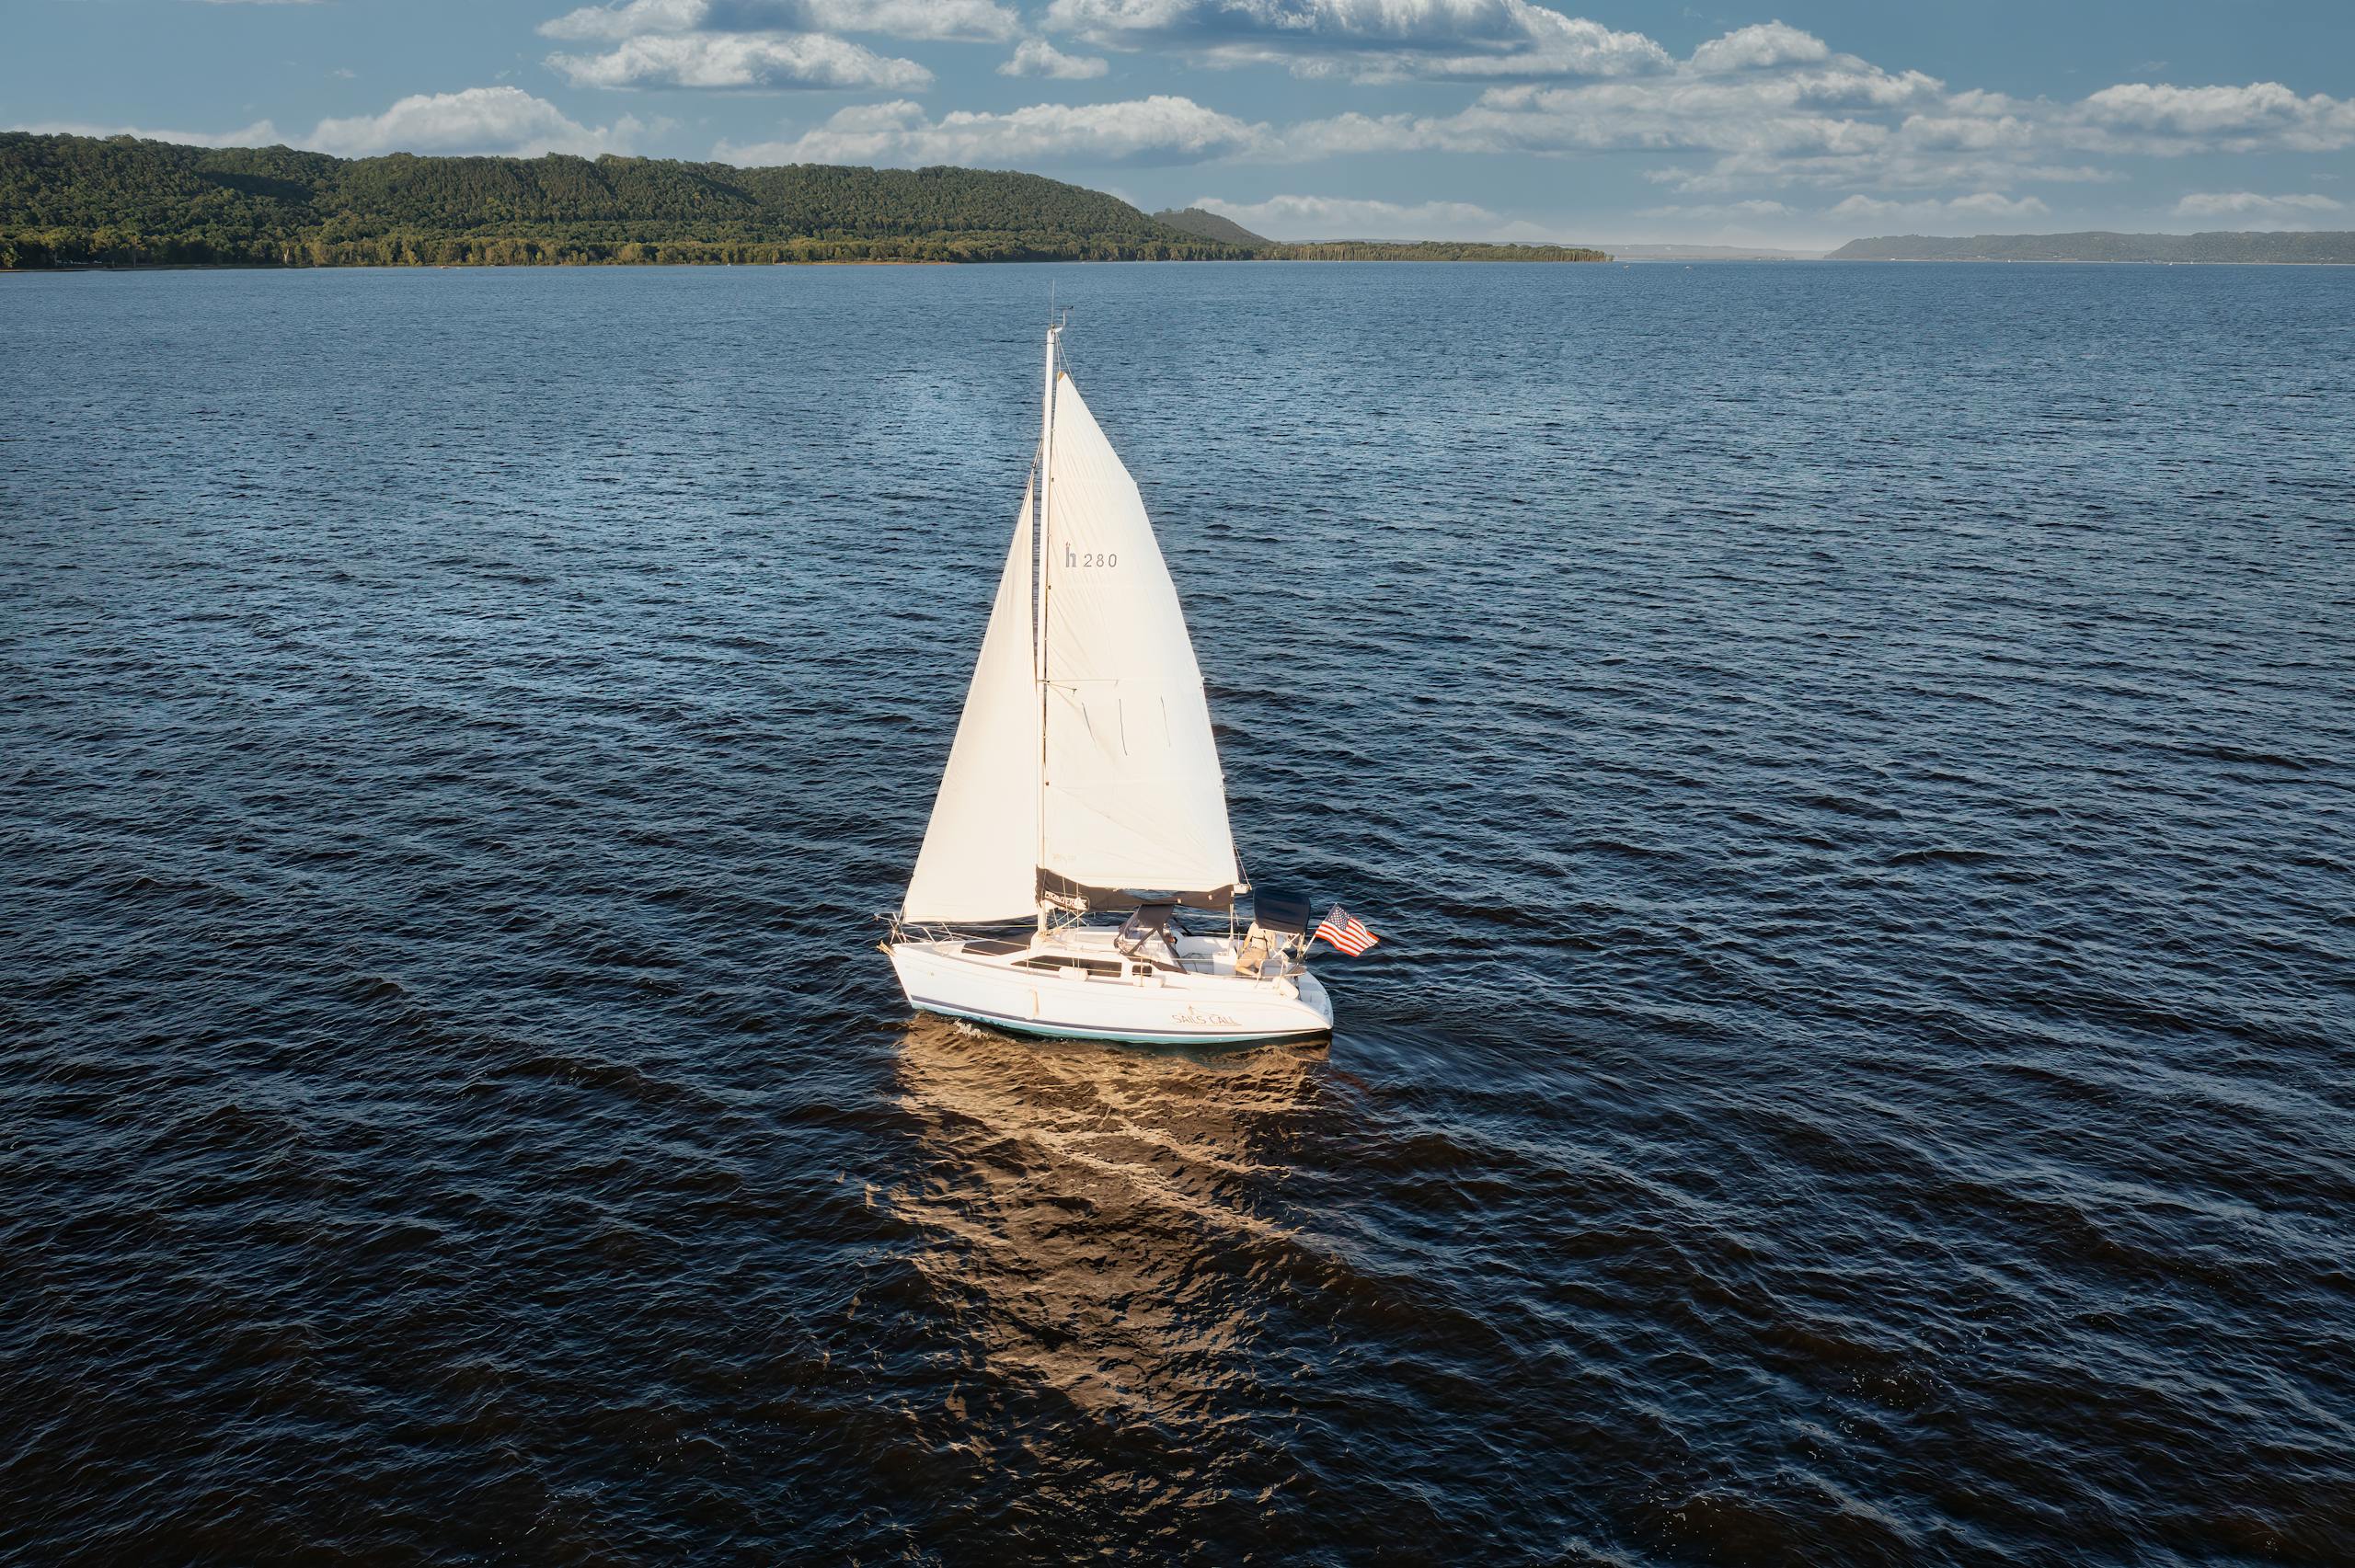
1063, 544, 1118, 568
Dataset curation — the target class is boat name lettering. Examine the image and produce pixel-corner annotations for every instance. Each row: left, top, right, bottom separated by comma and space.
1172, 1005, 1238, 1026
1063, 544, 1118, 569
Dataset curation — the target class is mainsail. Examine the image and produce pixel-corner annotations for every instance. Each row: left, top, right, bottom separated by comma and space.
1038, 377, 1240, 907
902, 480, 1041, 923
903, 338, 1240, 925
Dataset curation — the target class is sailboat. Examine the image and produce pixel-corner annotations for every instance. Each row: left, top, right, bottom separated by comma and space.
884, 322, 1333, 1046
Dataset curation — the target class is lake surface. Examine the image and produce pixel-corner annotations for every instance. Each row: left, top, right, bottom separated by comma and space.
4, 259, 2351, 1564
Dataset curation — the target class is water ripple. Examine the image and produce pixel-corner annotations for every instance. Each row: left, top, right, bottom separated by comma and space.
4, 261, 2351, 1563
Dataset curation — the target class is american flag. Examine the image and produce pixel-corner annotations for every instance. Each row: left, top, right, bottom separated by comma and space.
1312, 905, 1380, 956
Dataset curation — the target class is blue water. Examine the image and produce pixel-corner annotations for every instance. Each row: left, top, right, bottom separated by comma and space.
4, 260, 2351, 1563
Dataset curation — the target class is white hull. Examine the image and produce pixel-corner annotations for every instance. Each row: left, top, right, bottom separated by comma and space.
889, 928, 1332, 1046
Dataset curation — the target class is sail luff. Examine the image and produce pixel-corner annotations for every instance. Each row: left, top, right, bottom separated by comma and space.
1033, 326, 1058, 929
1036, 326, 1057, 688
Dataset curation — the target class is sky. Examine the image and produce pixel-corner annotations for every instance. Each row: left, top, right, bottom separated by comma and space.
7, 0, 2354, 249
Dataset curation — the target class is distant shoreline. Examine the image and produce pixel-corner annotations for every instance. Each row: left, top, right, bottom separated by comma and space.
1828, 257, 2355, 266
1831, 229, 2355, 264
17, 255, 2355, 277
0, 247, 1609, 271
2, 254, 1612, 274
2, 258, 960, 273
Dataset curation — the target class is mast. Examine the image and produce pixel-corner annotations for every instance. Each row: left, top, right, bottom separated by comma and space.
1034, 322, 1059, 933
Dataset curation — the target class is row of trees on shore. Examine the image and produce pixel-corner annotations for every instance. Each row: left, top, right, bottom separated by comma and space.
1, 229, 1610, 269
0, 229, 1227, 269
1, 133, 1608, 270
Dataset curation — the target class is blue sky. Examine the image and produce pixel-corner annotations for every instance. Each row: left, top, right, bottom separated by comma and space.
8, 0, 2353, 248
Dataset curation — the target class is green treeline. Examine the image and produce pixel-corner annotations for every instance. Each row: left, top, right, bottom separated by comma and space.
0, 132, 1237, 268
1, 229, 1198, 269
0, 132, 1607, 269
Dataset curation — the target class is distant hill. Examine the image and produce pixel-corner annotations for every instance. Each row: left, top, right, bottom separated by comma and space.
1153, 206, 1274, 249
0, 132, 1606, 268
1151, 205, 1605, 262
1830, 230, 2355, 264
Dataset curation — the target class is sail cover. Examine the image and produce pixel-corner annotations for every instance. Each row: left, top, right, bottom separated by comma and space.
903, 481, 1041, 923
1040, 378, 1241, 905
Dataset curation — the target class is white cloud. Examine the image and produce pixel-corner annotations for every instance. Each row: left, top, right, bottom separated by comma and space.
718, 94, 1263, 166
541, 0, 1017, 42
1283, 56, 1941, 164
1044, 0, 1670, 80
2074, 81, 2355, 154
1688, 21, 1830, 74
546, 31, 931, 90
1000, 39, 1110, 79
1268, 111, 1422, 157
2173, 189, 2347, 225
305, 86, 643, 157
1636, 198, 1797, 219
1193, 191, 1554, 240
1825, 191, 2051, 224
1258, 27, 2355, 208
8, 118, 282, 147
542, 0, 706, 38
537, 0, 1014, 92
1617, 197, 1821, 246
1244, 24, 1946, 170
819, 0, 1019, 35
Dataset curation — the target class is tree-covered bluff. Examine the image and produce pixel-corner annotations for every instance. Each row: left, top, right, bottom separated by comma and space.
0, 133, 1606, 268
1153, 207, 1278, 247
0, 132, 1240, 267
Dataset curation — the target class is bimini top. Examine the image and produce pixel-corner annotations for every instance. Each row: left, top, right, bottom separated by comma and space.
1249, 888, 1313, 935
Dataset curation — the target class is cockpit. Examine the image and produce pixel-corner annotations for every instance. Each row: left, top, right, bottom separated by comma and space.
1112, 901, 1186, 970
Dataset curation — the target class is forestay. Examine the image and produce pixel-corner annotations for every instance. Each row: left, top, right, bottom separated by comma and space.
902, 480, 1042, 923
1039, 377, 1241, 906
